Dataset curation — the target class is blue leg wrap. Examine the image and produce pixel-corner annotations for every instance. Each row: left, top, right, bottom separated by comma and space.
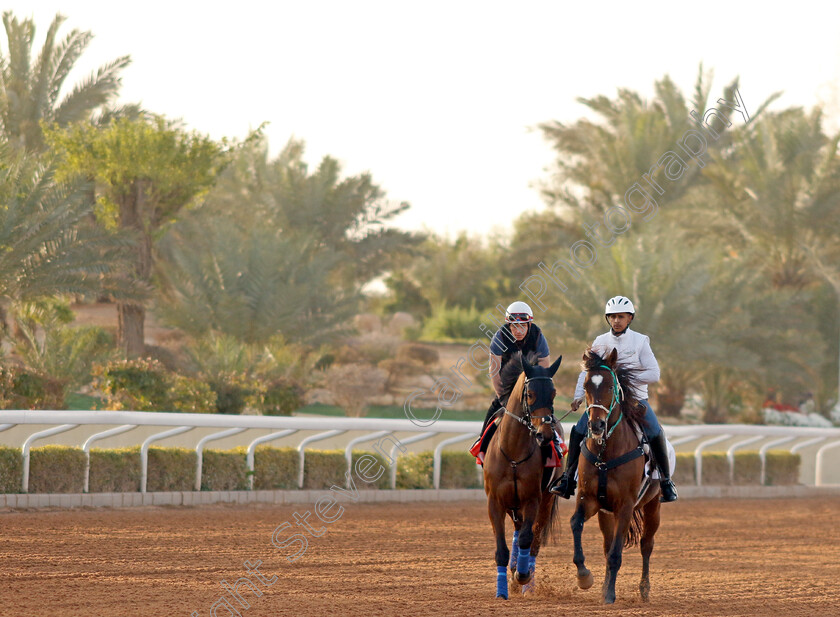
517, 545, 530, 575
509, 530, 519, 570
496, 565, 508, 598
529, 555, 536, 572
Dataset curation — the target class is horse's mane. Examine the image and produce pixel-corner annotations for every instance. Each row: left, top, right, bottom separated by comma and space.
497, 351, 541, 405
582, 347, 646, 426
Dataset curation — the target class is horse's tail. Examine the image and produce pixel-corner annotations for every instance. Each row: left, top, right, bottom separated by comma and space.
539, 493, 563, 546
623, 508, 644, 548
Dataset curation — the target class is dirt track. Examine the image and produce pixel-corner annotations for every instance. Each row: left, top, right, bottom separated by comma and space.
1, 497, 838, 617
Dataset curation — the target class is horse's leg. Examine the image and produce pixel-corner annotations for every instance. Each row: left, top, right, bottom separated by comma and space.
509, 518, 521, 575
602, 503, 633, 604
571, 497, 596, 590
521, 490, 555, 594
639, 497, 661, 602
514, 501, 539, 585
488, 501, 509, 599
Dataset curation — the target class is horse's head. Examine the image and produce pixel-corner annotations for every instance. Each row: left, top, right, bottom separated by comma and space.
582, 347, 622, 440
521, 355, 563, 446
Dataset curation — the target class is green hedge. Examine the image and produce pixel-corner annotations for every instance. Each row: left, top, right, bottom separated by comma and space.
90, 446, 141, 492
29, 446, 85, 493
0, 446, 22, 493
0, 445, 802, 493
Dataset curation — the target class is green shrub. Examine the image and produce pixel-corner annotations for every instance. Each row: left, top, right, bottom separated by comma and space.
89, 447, 141, 492
420, 303, 483, 343
29, 446, 85, 493
146, 447, 195, 491
253, 446, 298, 490
731, 451, 761, 485
304, 449, 345, 489
0, 446, 22, 493
396, 451, 433, 489
256, 379, 304, 416
169, 375, 217, 414
0, 366, 66, 410
440, 450, 482, 489
351, 451, 390, 489
202, 448, 248, 490
92, 358, 216, 413
698, 452, 729, 485
208, 372, 256, 415
764, 451, 800, 485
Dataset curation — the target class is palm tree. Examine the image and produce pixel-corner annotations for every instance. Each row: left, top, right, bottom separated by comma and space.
0, 11, 130, 152
0, 146, 137, 328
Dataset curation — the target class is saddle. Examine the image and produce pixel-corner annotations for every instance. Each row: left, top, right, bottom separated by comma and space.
469, 417, 566, 468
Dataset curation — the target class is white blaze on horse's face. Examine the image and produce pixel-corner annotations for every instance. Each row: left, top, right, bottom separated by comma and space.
590, 375, 603, 389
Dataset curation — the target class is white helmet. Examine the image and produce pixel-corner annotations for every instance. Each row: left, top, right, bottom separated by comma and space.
605, 296, 635, 315
505, 301, 534, 323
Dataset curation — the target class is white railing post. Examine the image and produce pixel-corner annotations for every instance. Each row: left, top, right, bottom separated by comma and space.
140, 427, 193, 493
389, 432, 436, 489
246, 430, 298, 490
195, 428, 247, 491
758, 437, 795, 485
21, 424, 79, 493
297, 430, 345, 489
726, 435, 763, 484
433, 434, 478, 489
815, 440, 840, 486
694, 434, 732, 486
82, 425, 137, 493
344, 431, 391, 488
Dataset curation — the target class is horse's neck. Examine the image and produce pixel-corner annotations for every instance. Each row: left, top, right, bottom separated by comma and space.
497, 408, 532, 456
589, 421, 637, 457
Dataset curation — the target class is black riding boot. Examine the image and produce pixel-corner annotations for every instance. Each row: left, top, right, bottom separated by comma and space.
649, 431, 678, 502
549, 426, 582, 498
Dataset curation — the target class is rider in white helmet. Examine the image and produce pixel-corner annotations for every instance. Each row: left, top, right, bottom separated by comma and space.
471, 301, 553, 455
549, 296, 678, 502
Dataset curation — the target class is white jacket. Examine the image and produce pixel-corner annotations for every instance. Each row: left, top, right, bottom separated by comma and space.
573, 328, 660, 401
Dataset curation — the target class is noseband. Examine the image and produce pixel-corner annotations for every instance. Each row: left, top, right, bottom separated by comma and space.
503, 376, 556, 438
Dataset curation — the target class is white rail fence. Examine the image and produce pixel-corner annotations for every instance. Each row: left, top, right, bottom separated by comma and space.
2, 410, 840, 493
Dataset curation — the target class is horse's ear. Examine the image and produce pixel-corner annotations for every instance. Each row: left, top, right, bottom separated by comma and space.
607, 347, 618, 367
521, 355, 534, 378
548, 355, 562, 377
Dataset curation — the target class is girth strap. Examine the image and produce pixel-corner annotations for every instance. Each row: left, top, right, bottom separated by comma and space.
581, 443, 644, 511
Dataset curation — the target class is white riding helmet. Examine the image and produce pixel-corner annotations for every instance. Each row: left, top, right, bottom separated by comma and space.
605, 296, 635, 315
505, 301, 534, 323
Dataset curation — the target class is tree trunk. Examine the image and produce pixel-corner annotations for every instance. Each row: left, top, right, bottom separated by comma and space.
656, 368, 691, 417
117, 180, 152, 358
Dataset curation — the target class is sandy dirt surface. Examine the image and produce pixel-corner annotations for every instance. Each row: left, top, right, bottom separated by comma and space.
0, 497, 838, 617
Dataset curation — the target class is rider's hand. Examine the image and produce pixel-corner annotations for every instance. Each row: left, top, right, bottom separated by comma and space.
570, 398, 582, 412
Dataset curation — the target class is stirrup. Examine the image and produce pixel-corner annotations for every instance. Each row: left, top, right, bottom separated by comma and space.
659, 478, 678, 502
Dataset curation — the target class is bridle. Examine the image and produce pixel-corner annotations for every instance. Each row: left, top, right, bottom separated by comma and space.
583, 364, 625, 443
502, 376, 556, 438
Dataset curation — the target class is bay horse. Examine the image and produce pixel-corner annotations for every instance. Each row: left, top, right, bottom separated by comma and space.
570, 347, 662, 604
483, 352, 563, 599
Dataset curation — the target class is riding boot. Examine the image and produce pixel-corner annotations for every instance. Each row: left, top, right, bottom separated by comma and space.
649, 431, 678, 502
549, 427, 582, 498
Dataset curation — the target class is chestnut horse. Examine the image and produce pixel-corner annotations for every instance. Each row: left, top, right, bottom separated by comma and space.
483, 353, 563, 599
570, 348, 662, 604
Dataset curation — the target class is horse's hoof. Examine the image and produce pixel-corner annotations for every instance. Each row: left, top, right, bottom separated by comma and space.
640, 581, 650, 602
577, 571, 594, 589
522, 577, 536, 595
516, 570, 533, 585
496, 593, 508, 600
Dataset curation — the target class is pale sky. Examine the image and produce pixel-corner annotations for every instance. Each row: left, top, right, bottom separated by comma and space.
7, 1, 840, 238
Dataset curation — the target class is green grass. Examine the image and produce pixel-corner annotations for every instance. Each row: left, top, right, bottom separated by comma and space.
66, 392, 105, 410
